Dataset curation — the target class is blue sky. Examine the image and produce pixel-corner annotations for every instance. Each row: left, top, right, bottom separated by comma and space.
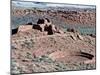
12, 0, 96, 9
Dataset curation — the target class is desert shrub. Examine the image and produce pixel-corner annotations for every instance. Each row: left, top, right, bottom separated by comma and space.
25, 52, 32, 59
54, 62, 68, 71
21, 40, 34, 49
32, 55, 54, 63
66, 62, 96, 70
11, 59, 21, 74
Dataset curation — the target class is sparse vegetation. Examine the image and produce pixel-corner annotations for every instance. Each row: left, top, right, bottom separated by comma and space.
11, 1, 96, 74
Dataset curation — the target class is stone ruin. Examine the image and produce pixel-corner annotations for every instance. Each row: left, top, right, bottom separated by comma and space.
12, 18, 64, 35
33, 18, 64, 35
11, 18, 84, 40
13, 18, 84, 40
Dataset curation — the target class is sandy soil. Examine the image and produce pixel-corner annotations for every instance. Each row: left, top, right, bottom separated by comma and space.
11, 29, 96, 74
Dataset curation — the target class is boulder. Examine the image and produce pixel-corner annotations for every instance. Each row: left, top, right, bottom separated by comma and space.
12, 27, 18, 35
77, 33, 84, 40
70, 34, 77, 40
67, 28, 77, 33
89, 34, 96, 38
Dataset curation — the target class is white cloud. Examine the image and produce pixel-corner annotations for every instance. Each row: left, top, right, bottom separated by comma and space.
12, 1, 95, 9
46, 3, 65, 7
46, 3, 95, 8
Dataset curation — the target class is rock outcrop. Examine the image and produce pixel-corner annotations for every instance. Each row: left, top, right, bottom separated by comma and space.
18, 25, 33, 32
12, 18, 64, 35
